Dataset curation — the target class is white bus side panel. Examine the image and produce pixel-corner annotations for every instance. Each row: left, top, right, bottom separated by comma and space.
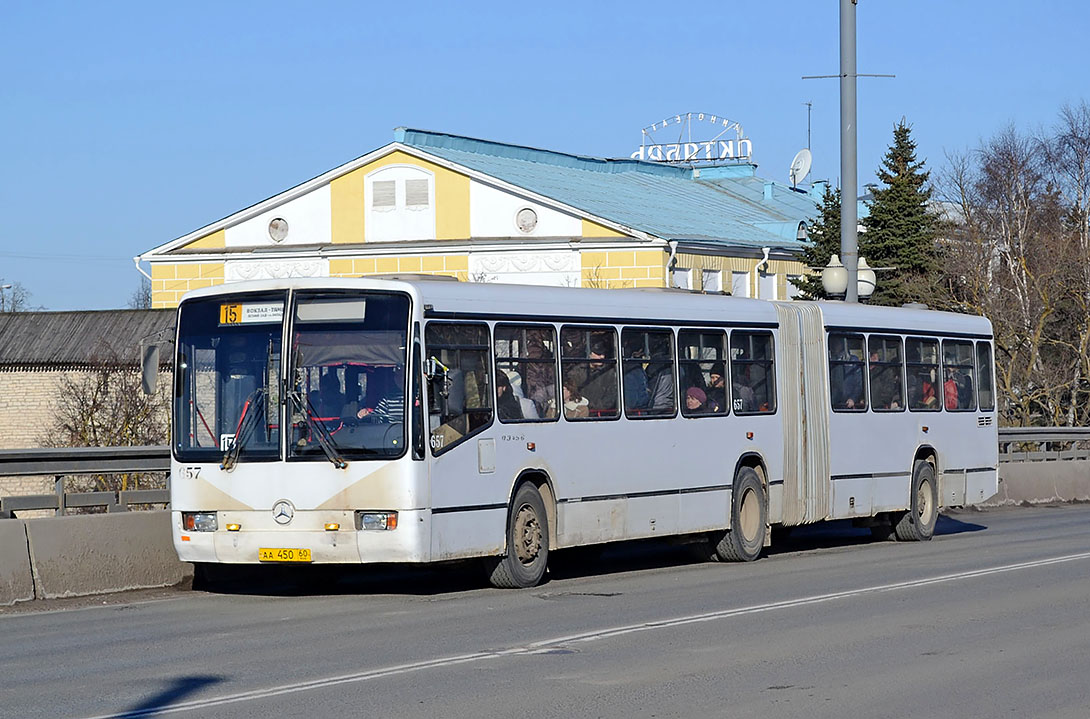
426, 410, 781, 557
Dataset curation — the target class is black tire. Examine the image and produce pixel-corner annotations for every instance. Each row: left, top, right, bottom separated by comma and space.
485, 483, 550, 588
894, 460, 938, 542
714, 467, 767, 562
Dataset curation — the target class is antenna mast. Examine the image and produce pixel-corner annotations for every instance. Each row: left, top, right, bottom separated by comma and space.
804, 100, 812, 149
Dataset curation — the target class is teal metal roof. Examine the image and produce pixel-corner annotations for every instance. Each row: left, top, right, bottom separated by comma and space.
396, 128, 819, 251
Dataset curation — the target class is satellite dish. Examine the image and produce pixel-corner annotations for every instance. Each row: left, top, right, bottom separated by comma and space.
789, 148, 812, 187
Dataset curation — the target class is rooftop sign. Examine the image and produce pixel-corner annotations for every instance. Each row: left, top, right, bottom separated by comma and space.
631, 112, 752, 164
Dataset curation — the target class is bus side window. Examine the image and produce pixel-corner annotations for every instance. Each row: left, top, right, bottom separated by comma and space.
868, 335, 905, 411
494, 324, 558, 423
424, 322, 493, 455
560, 326, 619, 420
828, 332, 867, 412
976, 342, 995, 412
732, 331, 776, 415
942, 339, 976, 411
906, 337, 940, 411
677, 329, 728, 416
621, 327, 676, 419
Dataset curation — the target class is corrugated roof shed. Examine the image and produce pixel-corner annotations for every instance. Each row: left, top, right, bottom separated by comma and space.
396, 128, 820, 250
0, 309, 174, 370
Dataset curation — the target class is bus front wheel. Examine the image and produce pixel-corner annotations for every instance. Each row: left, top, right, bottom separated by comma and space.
894, 460, 938, 542
715, 467, 767, 562
485, 483, 550, 588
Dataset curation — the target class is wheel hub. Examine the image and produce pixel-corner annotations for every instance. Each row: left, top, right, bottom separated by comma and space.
739, 488, 759, 541
918, 479, 934, 522
513, 505, 541, 564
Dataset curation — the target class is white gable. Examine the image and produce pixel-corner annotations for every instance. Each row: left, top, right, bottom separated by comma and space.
470, 180, 581, 238
225, 185, 332, 248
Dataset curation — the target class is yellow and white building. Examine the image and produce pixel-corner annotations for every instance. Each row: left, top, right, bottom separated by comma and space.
138, 128, 821, 307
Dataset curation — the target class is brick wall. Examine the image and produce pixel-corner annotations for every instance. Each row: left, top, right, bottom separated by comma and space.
0, 370, 68, 497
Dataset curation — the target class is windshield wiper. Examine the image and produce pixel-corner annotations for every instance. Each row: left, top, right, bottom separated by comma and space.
288, 388, 347, 469
220, 388, 267, 471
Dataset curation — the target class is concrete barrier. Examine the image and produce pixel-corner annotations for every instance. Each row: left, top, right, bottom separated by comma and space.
0, 519, 35, 606
2, 462, 1088, 605
982, 460, 1090, 507
23, 510, 191, 600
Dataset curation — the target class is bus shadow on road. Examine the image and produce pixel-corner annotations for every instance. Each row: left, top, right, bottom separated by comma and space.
191, 561, 491, 597
766, 513, 987, 557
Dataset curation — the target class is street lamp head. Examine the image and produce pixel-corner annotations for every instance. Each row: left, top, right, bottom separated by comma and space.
857, 257, 876, 300
821, 254, 848, 299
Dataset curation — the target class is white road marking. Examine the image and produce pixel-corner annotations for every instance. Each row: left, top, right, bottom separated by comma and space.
83, 551, 1090, 719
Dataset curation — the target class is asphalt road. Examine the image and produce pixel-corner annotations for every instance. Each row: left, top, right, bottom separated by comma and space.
4, 504, 1090, 719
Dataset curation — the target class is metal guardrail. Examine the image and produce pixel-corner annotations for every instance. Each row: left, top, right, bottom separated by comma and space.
997, 427, 1090, 462
0, 430, 1087, 517
0, 445, 169, 518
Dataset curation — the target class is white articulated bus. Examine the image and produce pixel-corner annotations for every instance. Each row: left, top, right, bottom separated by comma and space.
162, 277, 998, 588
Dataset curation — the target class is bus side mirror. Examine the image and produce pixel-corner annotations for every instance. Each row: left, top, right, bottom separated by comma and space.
141, 344, 160, 395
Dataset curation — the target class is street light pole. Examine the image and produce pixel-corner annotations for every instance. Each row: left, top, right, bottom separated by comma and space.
840, 0, 859, 303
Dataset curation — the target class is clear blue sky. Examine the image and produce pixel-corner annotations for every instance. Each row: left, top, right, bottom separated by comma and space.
1, 1, 1086, 310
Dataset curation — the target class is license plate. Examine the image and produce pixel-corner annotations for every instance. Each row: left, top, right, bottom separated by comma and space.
258, 547, 312, 563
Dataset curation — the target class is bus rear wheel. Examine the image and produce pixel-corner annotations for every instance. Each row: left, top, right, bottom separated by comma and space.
894, 460, 938, 542
485, 483, 550, 588
715, 467, 767, 562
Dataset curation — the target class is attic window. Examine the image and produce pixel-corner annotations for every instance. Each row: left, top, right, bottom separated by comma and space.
372, 180, 396, 210
405, 179, 430, 209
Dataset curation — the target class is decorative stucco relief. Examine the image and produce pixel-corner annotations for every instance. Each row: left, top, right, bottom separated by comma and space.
224, 258, 329, 282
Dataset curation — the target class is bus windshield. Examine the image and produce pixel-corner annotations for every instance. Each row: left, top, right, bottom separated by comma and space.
288, 291, 410, 461
174, 293, 285, 463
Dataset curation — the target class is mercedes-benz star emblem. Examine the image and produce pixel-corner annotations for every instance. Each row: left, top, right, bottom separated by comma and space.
272, 500, 294, 525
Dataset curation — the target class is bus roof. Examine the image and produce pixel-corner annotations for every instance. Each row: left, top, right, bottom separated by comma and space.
179, 277, 991, 337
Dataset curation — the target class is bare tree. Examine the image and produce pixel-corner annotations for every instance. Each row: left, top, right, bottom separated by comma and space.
128, 277, 152, 309
1040, 101, 1090, 424
0, 279, 38, 312
40, 342, 170, 492
938, 119, 1086, 426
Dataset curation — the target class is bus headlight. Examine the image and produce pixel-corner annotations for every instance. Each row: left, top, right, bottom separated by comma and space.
182, 512, 218, 532
355, 511, 398, 531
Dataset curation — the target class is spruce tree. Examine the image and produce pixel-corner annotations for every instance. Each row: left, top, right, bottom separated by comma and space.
860, 120, 940, 306
790, 183, 842, 300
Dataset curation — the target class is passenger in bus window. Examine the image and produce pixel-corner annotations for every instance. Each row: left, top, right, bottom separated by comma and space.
956, 371, 974, 409
579, 341, 617, 412
731, 361, 758, 413
685, 386, 711, 413
646, 360, 674, 413
495, 371, 523, 421
829, 338, 864, 409
869, 351, 901, 410
943, 367, 960, 410
311, 371, 345, 419
908, 371, 937, 409
358, 368, 405, 423
562, 377, 590, 419
707, 362, 728, 412
524, 333, 556, 415
623, 347, 650, 409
